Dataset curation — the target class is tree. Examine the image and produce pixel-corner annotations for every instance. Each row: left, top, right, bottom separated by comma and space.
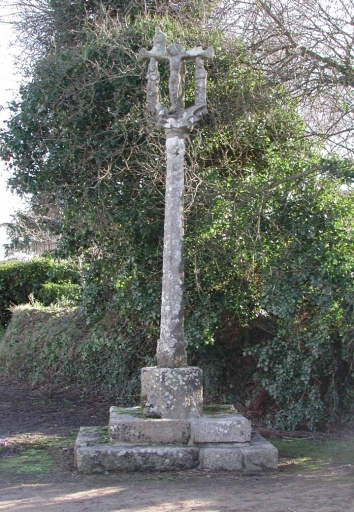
1, 0, 214, 68
0, 15, 312, 329
246, 157, 354, 429
2, 206, 60, 257
220, 0, 354, 154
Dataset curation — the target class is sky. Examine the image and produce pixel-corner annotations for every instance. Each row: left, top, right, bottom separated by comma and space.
0, 19, 26, 260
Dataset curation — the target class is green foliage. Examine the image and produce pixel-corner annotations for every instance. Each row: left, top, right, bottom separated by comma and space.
38, 282, 82, 307
0, 304, 256, 404
0, 258, 81, 326
0, 306, 151, 401
247, 161, 354, 429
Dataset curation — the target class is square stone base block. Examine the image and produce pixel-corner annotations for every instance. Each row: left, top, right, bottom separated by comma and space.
141, 366, 203, 419
75, 427, 278, 473
193, 412, 252, 444
75, 428, 200, 473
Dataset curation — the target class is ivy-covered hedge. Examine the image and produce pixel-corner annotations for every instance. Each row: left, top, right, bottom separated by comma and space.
0, 305, 262, 404
0, 258, 81, 326
0, 306, 147, 402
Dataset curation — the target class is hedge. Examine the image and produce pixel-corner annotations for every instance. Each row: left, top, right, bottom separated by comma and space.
0, 258, 81, 326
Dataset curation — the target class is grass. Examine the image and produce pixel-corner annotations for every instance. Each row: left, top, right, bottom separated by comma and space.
203, 404, 236, 415
0, 447, 55, 475
111, 405, 144, 417
0, 432, 77, 478
270, 437, 354, 470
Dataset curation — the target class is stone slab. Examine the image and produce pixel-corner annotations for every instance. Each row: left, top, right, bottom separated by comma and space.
109, 406, 190, 445
192, 413, 251, 444
75, 427, 199, 473
75, 425, 107, 448
201, 433, 278, 471
108, 408, 250, 444
141, 366, 203, 419
201, 446, 243, 470
240, 433, 278, 471
75, 427, 278, 473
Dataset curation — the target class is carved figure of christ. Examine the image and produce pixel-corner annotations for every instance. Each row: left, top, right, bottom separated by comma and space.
139, 27, 214, 116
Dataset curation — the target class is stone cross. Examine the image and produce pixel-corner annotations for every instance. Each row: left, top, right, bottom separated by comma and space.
139, 28, 214, 370
75, 32, 277, 475
139, 27, 214, 123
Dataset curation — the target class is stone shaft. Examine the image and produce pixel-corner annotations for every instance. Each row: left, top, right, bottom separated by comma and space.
157, 128, 188, 368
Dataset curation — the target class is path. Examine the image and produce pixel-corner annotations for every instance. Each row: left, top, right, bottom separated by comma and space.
0, 376, 353, 511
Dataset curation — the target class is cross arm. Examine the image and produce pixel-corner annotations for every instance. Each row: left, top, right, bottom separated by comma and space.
179, 46, 214, 61
138, 48, 169, 61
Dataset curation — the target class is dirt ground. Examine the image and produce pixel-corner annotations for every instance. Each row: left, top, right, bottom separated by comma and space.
0, 375, 353, 512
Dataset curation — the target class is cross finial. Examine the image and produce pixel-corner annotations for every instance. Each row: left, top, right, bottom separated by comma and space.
139, 27, 214, 128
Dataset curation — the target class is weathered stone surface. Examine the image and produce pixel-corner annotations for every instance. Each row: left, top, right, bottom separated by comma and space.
75, 428, 199, 473
75, 426, 107, 447
192, 414, 251, 444
74, 426, 278, 473
139, 26, 214, 124
141, 366, 203, 419
74, 34, 280, 475
109, 406, 190, 444
240, 433, 278, 470
157, 130, 187, 368
138, 29, 214, 368
74, 426, 108, 470
109, 409, 251, 445
200, 434, 278, 471
201, 447, 243, 471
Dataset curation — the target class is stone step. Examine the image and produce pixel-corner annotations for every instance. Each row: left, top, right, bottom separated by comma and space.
75, 427, 278, 473
109, 407, 252, 445
109, 407, 191, 445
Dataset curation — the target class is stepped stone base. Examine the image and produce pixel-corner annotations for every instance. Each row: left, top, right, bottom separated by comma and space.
109, 407, 252, 445
75, 407, 278, 473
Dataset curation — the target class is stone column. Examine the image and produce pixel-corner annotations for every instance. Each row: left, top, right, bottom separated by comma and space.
157, 128, 188, 368
139, 28, 214, 419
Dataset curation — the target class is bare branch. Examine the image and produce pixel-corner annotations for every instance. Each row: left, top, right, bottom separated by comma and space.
221, 0, 354, 154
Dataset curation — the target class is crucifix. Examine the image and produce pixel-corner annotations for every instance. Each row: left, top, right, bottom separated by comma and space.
139, 28, 214, 419
139, 28, 214, 370
139, 27, 214, 122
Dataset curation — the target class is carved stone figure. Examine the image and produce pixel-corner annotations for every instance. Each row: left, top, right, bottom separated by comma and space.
139, 26, 214, 125
166, 43, 186, 114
